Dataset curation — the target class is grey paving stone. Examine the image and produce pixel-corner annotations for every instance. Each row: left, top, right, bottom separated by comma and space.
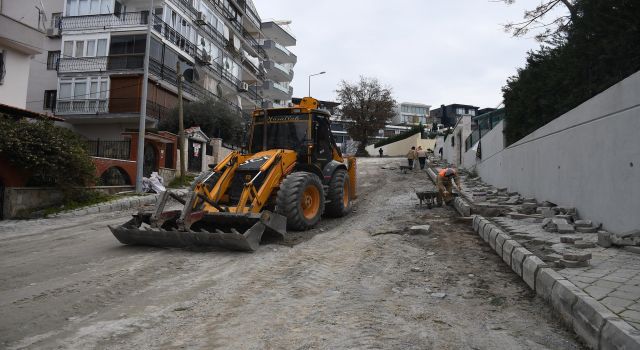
609, 290, 639, 302
618, 284, 640, 295
551, 279, 585, 325
572, 295, 616, 350
584, 285, 614, 300
559, 259, 589, 268
600, 317, 640, 350
557, 223, 576, 234
572, 275, 598, 284
564, 251, 592, 262
409, 225, 431, 235
595, 279, 624, 289
523, 256, 546, 290
621, 310, 640, 323
511, 247, 533, 277
601, 296, 635, 313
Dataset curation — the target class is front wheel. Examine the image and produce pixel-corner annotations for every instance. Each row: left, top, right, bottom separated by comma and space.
324, 169, 352, 217
276, 172, 325, 230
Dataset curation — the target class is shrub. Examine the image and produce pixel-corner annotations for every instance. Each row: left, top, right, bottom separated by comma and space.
0, 116, 96, 192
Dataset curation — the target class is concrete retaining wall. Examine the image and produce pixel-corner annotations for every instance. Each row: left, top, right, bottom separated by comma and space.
3, 187, 64, 218
468, 71, 640, 233
365, 133, 436, 157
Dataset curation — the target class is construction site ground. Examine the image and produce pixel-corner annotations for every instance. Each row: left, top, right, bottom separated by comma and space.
0, 157, 584, 349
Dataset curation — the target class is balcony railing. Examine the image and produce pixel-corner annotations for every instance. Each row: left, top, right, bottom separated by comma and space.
57, 56, 107, 73
274, 42, 292, 56
56, 99, 108, 114
107, 54, 144, 70
60, 11, 148, 31
273, 81, 290, 93
152, 15, 199, 58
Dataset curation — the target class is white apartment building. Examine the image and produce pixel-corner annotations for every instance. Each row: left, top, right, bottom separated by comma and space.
0, 1, 47, 109
29, 0, 295, 139
392, 102, 431, 126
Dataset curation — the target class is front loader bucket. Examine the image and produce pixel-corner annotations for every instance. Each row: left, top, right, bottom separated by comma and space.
109, 211, 286, 252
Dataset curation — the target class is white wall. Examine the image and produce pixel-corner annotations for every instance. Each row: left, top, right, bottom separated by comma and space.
0, 46, 31, 108
470, 71, 640, 234
365, 132, 435, 157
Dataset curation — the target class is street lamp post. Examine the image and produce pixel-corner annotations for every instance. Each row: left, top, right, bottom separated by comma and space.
308, 71, 326, 97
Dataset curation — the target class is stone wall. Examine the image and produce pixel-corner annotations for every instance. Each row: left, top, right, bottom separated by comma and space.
463, 71, 640, 233
3, 187, 64, 218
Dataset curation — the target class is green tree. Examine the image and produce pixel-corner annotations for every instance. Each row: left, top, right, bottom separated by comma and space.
159, 98, 244, 146
502, 0, 640, 145
336, 76, 396, 155
0, 116, 96, 190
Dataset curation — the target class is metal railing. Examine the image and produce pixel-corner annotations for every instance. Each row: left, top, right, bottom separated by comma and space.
86, 139, 131, 160
107, 54, 144, 70
56, 99, 108, 114
152, 15, 199, 57
57, 56, 107, 73
60, 11, 148, 31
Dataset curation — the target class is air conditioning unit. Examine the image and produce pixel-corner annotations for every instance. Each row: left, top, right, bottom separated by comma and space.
194, 11, 206, 25
238, 82, 249, 92
46, 27, 61, 38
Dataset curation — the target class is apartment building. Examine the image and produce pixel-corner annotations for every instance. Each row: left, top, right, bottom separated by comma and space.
0, 1, 47, 109
391, 102, 431, 126
44, 0, 295, 139
430, 103, 479, 128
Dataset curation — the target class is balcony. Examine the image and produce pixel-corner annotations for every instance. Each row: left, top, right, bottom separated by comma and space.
261, 21, 296, 46
56, 99, 108, 115
264, 60, 293, 82
57, 56, 107, 73
60, 12, 148, 31
152, 15, 199, 58
259, 80, 292, 100
261, 40, 296, 64
107, 53, 145, 71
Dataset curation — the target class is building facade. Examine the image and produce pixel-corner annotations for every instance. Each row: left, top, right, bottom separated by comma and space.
429, 103, 479, 128
41, 0, 294, 139
391, 102, 431, 126
0, 1, 47, 109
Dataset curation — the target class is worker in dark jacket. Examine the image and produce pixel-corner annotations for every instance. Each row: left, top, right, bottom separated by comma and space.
436, 168, 462, 205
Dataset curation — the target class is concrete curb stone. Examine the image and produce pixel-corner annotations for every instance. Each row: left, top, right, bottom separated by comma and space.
501, 239, 522, 267
511, 247, 533, 277
522, 256, 547, 290
469, 215, 640, 350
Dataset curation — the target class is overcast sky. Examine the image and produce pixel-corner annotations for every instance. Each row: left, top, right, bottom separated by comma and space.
254, 0, 556, 109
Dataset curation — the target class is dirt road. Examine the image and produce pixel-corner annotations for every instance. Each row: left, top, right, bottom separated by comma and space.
0, 158, 584, 349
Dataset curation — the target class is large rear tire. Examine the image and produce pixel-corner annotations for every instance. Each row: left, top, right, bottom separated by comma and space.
324, 169, 352, 217
276, 172, 325, 230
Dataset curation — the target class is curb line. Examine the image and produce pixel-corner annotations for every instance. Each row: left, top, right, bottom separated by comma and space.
471, 215, 640, 350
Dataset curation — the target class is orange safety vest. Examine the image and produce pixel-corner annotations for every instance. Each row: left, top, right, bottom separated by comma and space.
439, 169, 455, 178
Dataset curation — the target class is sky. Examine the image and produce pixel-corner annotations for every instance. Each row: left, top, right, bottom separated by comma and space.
254, 0, 557, 109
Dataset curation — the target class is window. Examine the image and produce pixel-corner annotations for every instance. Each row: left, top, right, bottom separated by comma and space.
43, 90, 57, 110
75, 41, 84, 57
58, 77, 108, 100
110, 35, 146, 55
63, 38, 107, 58
63, 41, 73, 57
47, 51, 60, 70
456, 107, 465, 115
65, 0, 111, 16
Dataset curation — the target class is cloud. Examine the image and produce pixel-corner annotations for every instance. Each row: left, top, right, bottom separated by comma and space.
254, 0, 550, 108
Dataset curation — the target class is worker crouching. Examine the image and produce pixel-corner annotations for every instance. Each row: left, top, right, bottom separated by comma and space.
436, 168, 462, 206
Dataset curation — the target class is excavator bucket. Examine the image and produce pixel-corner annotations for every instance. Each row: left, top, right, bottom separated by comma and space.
108, 191, 287, 251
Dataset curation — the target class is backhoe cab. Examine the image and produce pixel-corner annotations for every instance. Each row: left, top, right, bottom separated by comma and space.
109, 97, 357, 251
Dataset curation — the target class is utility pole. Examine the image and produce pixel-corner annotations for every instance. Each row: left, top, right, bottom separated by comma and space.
177, 60, 186, 184
135, 0, 154, 193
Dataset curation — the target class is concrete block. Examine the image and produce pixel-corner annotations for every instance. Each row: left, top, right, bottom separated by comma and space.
559, 259, 589, 268
598, 231, 613, 248
472, 215, 480, 231
495, 233, 509, 258
536, 268, 565, 302
574, 220, 593, 228
502, 239, 522, 266
561, 236, 580, 243
572, 296, 616, 349
482, 222, 493, 243
551, 280, 585, 326
576, 226, 598, 233
574, 240, 596, 249
563, 251, 592, 262
511, 247, 533, 277
409, 225, 431, 235
541, 208, 555, 218
600, 317, 640, 350
523, 256, 547, 290
557, 223, 576, 234
488, 227, 501, 250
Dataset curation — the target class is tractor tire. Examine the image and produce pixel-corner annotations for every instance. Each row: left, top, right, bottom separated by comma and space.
324, 169, 352, 217
276, 172, 325, 230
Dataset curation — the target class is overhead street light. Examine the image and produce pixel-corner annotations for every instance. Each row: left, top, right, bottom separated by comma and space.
308, 71, 326, 97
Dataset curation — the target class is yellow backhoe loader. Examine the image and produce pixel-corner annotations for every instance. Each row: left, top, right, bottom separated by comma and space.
109, 97, 357, 251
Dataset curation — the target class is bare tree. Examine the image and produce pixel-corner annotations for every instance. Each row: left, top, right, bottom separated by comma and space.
501, 0, 578, 42
336, 76, 396, 155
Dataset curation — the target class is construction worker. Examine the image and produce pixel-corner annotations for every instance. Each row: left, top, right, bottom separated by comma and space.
436, 168, 462, 206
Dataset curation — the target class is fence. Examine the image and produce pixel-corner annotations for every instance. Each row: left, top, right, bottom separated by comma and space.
86, 139, 131, 160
